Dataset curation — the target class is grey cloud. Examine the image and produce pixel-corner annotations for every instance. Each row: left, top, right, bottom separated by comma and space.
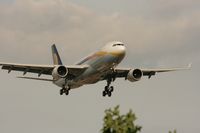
130, 0, 200, 20
0, 0, 199, 61
0, 0, 91, 33
0, 0, 198, 79
0, 0, 199, 68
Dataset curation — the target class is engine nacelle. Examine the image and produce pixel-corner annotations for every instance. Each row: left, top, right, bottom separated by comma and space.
52, 66, 68, 78
127, 69, 143, 82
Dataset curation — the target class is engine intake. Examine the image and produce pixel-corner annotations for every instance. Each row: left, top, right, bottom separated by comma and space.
127, 69, 143, 82
52, 66, 68, 78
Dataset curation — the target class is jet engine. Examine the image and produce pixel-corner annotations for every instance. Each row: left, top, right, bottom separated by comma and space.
52, 66, 68, 78
127, 69, 143, 82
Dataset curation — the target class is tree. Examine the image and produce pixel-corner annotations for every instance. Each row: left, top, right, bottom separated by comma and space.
169, 130, 177, 133
101, 105, 142, 133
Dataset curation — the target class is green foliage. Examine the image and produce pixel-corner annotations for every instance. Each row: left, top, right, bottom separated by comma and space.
101, 105, 142, 133
169, 130, 177, 133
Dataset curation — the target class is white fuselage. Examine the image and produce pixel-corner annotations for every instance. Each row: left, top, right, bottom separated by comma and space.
53, 41, 126, 89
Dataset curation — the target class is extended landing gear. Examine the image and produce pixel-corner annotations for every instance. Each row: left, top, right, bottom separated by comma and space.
102, 79, 114, 97
103, 86, 114, 97
60, 86, 70, 96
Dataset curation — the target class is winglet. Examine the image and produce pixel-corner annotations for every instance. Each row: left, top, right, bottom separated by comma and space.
51, 44, 63, 65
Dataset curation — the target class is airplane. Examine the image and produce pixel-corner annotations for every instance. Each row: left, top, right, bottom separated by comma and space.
0, 41, 191, 97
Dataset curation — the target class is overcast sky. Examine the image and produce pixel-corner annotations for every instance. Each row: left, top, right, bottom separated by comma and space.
0, 0, 199, 133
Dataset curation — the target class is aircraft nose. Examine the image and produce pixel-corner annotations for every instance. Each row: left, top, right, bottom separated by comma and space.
119, 46, 126, 55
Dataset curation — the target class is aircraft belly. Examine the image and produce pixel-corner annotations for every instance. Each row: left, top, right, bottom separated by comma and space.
73, 67, 102, 84
72, 55, 117, 86
53, 78, 65, 87
53, 78, 83, 89
54, 54, 124, 89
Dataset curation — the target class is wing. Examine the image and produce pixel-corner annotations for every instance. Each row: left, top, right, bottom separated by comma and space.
114, 64, 191, 79
0, 62, 89, 77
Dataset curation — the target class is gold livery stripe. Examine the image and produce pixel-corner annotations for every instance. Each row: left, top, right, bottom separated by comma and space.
95, 51, 123, 56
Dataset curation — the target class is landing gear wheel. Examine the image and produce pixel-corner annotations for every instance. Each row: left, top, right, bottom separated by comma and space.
65, 89, 69, 95
105, 86, 109, 91
60, 86, 70, 96
110, 86, 114, 92
107, 91, 112, 97
102, 86, 114, 97
60, 89, 64, 95
102, 91, 107, 97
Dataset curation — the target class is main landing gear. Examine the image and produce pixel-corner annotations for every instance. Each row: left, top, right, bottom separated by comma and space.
102, 79, 114, 97
60, 86, 70, 96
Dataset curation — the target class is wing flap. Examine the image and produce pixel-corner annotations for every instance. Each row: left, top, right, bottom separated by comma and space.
17, 76, 54, 82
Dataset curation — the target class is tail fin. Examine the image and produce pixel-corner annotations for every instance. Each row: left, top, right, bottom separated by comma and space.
51, 44, 63, 65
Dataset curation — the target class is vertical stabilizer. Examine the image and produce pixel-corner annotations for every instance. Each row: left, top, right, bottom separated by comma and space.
51, 44, 63, 65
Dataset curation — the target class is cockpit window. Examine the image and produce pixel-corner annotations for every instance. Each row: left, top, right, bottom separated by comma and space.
112, 44, 124, 47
